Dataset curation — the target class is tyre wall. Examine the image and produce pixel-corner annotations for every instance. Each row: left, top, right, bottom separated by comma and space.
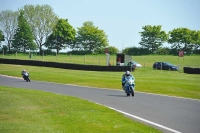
183, 67, 200, 74
0, 58, 134, 72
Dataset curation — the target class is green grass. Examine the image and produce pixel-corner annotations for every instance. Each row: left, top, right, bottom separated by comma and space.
0, 63, 200, 100
0, 54, 199, 132
2, 53, 200, 68
2, 53, 112, 66
0, 86, 162, 133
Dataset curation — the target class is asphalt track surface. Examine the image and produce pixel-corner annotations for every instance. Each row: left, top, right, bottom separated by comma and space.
1, 75, 200, 133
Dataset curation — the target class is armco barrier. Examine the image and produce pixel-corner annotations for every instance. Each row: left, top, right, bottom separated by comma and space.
183, 67, 200, 74
0, 58, 133, 72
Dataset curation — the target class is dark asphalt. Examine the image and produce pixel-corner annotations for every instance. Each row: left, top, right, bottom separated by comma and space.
1, 75, 200, 133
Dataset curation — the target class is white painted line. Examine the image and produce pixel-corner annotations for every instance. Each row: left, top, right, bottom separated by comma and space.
136, 91, 200, 101
106, 106, 182, 133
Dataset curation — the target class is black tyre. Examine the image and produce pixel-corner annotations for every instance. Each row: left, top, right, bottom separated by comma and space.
126, 93, 130, 96
131, 89, 134, 97
26, 77, 30, 82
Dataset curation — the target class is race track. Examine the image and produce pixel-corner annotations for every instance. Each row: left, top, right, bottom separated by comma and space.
1, 75, 200, 133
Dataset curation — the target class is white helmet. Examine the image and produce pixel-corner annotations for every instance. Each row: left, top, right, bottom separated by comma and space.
125, 71, 130, 76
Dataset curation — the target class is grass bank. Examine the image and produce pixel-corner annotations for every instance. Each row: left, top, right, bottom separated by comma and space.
0, 86, 161, 133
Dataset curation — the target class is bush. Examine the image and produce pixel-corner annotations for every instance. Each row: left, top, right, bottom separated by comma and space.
122, 47, 150, 55
0, 45, 8, 54
67, 50, 92, 55
157, 47, 170, 55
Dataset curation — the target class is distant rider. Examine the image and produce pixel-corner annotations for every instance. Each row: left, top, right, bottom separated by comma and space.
21, 69, 29, 80
121, 71, 134, 90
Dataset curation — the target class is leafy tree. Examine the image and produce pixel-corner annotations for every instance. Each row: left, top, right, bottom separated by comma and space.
75, 21, 109, 52
12, 10, 36, 52
0, 30, 4, 47
95, 46, 119, 55
22, 4, 58, 54
0, 30, 4, 41
67, 50, 92, 55
169, 47, 179, 55
0, 10, 18, 52
168, 28, 193, 54
0, 45, 8, 54
0, 30, 4, 48
156, 47, 170, 55
191, 30, 200, 50
139, 25, 168, 54
45, 19, 76, 54
122, 47, 150, 55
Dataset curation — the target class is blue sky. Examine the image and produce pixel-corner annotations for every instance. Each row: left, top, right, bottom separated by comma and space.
1, 0, 200, 51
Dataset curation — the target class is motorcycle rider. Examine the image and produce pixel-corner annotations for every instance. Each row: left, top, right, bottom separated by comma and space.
121, 71, 134, 90
21, 69, 29, 80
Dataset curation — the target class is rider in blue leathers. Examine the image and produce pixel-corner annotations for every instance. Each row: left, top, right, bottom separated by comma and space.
121, 71, 135, 90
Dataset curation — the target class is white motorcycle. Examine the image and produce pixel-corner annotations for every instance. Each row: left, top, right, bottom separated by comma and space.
123, 76, 135, 97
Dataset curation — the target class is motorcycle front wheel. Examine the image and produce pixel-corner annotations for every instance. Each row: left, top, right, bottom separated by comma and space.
131, 90, 134, 97
26, 77, 31, 82
130, 87, 134, 97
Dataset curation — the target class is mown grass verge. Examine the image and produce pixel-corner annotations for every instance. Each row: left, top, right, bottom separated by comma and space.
0, 64, 200, 100
0, 86, 162, 133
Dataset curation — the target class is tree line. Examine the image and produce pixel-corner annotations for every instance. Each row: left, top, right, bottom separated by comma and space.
0, 4, 200, 55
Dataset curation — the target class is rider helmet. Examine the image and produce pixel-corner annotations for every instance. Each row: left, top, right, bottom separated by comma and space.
125, 71, 130, 76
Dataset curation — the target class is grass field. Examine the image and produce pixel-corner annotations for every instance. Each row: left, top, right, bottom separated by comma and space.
0, 54, 200, 132
0, 86, 161, 133
2, 53, 200, 68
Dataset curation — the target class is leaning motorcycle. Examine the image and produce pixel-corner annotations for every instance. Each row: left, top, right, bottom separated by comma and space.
23, 72, 31, 82
123, 76, 135, 97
